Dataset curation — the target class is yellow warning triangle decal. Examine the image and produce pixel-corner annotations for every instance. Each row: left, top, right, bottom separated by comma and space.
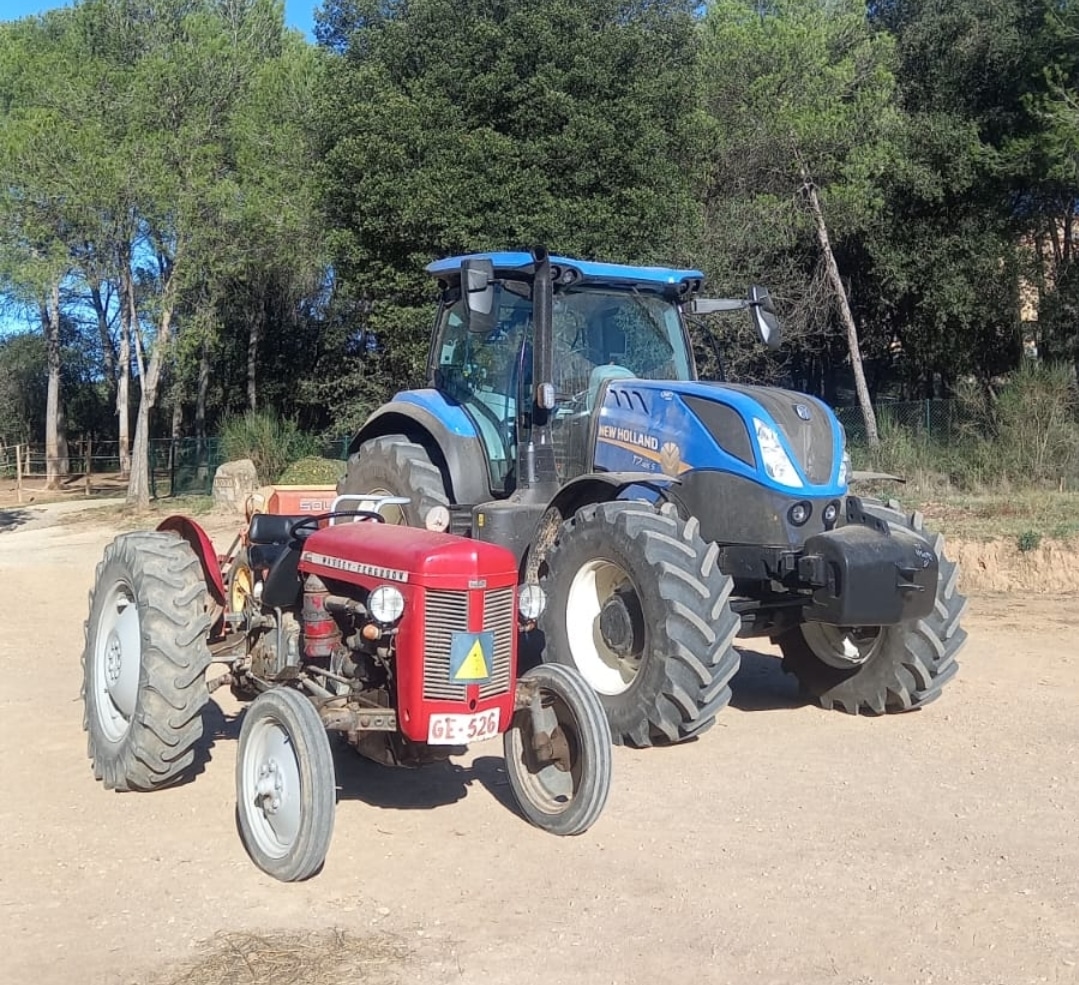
454, 638, 489, 680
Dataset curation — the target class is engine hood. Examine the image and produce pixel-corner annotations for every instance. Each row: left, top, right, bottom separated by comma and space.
591, 378, 847, 496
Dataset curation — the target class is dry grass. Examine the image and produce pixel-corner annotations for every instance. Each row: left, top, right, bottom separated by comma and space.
160, 929, 411, 985
906, 490, 1079, 543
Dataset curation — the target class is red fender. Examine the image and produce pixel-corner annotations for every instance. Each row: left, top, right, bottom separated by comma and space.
156, 515, 227, 606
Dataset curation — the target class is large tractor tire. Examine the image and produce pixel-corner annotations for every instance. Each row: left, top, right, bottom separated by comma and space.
537, 501, 741, 748
339, 435, 449, 528
777, 502, 967, 714
82, 532, 213, 791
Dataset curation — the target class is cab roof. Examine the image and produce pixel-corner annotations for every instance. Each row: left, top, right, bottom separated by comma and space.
426, 252, 705, 294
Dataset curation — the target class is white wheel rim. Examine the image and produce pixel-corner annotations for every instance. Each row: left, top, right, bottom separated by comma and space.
92, 583, 142, 742
564, 559, 643, 696
241, 716, 304, 859
366, 486, 405, 525
509, 690, 578, 813
802, 622, 883, 668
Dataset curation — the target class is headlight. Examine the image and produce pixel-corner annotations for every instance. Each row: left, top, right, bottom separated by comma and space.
368, 585, 405, 624
518, 583, 546, 621
838, 449, 852, 487
753, 419, 803, 488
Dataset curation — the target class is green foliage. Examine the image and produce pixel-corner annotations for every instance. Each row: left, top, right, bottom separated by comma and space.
217, 410, 319, 484
1017, 530, 1042, 552
277, 456, 347, 485
314, 0, 705, 416
854, 362, 1079, 493
696, 1, 903, 394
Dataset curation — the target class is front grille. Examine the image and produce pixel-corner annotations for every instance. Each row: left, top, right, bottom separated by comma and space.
422, 586, 516, 701
480, 586, 515, 699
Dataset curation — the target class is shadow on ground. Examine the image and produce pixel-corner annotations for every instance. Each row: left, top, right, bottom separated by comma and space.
181, 698, 244, 788
332, 746, 521, 820
0, 508, 35, 532
728, 646, 808, 713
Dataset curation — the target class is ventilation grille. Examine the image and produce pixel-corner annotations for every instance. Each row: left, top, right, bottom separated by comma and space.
422, 586, 515, 701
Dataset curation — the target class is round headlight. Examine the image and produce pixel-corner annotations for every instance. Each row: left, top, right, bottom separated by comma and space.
368, 585, 405, 624
518, 583, 546, 621
788, 502, 811, 526
823, 502, 839, 524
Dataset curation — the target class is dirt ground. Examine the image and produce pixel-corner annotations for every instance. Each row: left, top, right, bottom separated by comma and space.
1, 503, 1077, 985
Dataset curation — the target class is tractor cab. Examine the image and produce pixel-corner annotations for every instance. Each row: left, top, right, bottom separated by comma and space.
425, 250, 766, 494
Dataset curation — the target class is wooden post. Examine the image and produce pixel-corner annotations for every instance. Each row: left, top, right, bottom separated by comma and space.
85, 437, 92, 497
15, 443, 23, 504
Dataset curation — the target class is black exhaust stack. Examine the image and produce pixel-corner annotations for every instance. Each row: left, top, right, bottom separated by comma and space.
518, 246, 560, 498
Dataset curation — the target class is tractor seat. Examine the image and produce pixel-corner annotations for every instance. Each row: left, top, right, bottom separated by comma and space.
586, 364, 636, 411
248, 513, 308, 546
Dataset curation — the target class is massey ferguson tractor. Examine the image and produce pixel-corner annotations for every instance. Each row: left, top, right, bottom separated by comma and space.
339, 248, 968, 746
82, 499, 611, 881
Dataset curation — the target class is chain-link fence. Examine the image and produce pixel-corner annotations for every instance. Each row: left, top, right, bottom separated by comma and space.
833, 399, 963, 445
1, 400, 976, 499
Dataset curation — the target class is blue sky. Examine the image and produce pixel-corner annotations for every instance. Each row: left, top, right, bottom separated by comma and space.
1, 0, 319, 38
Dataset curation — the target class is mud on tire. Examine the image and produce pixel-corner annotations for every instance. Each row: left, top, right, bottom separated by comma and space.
777, 501, 967, 714
538, 501, 741, 747
338, 435, 449, 528
82, 532, 213, 790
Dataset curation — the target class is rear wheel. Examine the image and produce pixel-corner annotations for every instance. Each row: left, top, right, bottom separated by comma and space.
504, 663, 611, 836
82, 532, 212, 791
538, 501, 740, 747
236, 688, 336, 882
777, 503, 967, 714
339, 435, 449, 529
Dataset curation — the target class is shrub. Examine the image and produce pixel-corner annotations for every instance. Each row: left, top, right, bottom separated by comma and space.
217, 411, 318, 484
276, 456, 347, 485
1017, 530, 1042, 552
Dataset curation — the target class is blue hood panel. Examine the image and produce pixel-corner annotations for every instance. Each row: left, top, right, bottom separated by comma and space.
591, 379, 847, 497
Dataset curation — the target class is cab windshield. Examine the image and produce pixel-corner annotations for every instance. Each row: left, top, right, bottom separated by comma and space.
431, 282, 693, 490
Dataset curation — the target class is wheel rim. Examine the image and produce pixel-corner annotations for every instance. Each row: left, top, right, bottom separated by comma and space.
241, 714, 304, 859
366, 485, 406, 526
229, 563, 253, 612
92, 582, 143, 742
510, 689, 582, 815
802, 622, 883, 669
565, 558, 645, 695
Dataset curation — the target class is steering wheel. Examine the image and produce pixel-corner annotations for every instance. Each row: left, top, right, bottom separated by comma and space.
290, 510, 386, 539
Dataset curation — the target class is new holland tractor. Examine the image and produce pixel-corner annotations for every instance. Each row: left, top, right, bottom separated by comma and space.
82, 500, 611, 881
340, 248, 967, 747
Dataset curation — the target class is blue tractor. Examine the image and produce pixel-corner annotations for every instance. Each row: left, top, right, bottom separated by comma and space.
340, 248, 966, 746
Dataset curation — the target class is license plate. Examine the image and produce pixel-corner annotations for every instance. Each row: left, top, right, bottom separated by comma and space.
426, 708, 501, 745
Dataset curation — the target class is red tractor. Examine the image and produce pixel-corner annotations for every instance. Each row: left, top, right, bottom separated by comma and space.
81, 499, 611, 881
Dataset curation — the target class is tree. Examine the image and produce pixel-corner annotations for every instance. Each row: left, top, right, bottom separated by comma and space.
698, 0, 905, 444
316, 0, 705, 414
871, 0, 1065, 389
0, 13, 90, 485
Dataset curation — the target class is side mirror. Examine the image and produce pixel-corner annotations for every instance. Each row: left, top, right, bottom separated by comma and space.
461, 257, 497, 334
749, 286, 781, 349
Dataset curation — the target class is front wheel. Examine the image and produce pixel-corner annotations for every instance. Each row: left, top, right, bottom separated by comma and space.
504, 664, 612, 836
777, 503, 967, 714
236, 688, 336, 882
538, 502, 741, 747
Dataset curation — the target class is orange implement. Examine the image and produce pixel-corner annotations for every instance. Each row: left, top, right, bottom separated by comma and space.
246, 484, 338, 518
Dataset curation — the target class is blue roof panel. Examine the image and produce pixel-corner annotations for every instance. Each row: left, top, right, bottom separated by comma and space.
425, 252, 705, 288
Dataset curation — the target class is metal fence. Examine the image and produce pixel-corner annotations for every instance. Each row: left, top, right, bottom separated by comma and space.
833, 399, 963, 445
2, 401, 970, 499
